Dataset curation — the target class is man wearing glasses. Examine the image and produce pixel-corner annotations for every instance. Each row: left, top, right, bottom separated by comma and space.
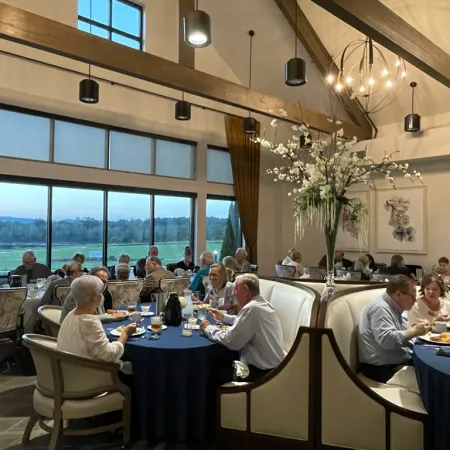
358, 274, 432, 383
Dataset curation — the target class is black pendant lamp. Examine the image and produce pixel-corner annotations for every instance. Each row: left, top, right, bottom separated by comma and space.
404, 81, 420, 132
183, 0, 211, 48
175, 92, 191, 120
285, 0, 307, 86
300, 133, 312, 148
79, 0, 99, 104
244, 30, 259, 134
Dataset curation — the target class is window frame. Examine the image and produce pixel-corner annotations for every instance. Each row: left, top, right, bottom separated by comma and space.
78, 0, 144, 50
0, 174, 196, 271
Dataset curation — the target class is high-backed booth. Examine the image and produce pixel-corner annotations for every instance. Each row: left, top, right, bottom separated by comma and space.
217, 277, 320, 449
316, 285, 430, 450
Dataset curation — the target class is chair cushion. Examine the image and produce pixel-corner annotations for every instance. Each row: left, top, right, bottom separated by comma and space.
357, 373, 427, 414
33, 389, 125, 419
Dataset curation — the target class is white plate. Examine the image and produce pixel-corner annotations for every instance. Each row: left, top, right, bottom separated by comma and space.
147, 325, 167, 331
110, 327, 145, 337
124, 311, 154, 317
418, 332, 450, 345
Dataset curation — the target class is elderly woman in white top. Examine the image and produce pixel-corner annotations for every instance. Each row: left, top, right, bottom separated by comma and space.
282, 249, 304, 277
235, 248, 251, 273
57, 275, 136, 363
408, 273, 450, 326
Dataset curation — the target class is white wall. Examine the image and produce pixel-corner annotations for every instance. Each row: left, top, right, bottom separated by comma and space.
0, 0, 285, 276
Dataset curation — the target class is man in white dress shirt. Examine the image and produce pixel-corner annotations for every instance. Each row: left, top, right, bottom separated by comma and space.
200, 274, 285, 382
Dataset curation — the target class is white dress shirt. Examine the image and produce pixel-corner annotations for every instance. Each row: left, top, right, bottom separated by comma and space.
203, 295, 285, 370
57, 310, 124, 363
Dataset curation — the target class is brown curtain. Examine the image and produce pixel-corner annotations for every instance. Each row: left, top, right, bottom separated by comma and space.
225, 115, 260, 264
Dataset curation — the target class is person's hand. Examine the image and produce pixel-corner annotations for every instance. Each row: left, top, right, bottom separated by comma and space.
199, 320, 211, 333
436, 314, 450, 322
208, 308, 225, 322
414, 320, 432, 336
124, 323, 137, 337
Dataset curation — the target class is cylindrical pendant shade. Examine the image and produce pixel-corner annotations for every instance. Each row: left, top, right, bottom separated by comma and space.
79, 78, 99, 104
300, 133, 312, 148
404, 113, 421, 132
183, 10, 211, 48
243, 116, 258, 134
285, 57, 307, 86
175, 100, 191, 120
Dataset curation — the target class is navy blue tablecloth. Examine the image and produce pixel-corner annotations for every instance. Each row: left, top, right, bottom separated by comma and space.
104, 304, 236, 443
413, 344, 450, 450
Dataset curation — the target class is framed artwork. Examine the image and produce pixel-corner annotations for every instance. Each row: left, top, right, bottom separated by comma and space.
336, 191, 370, 252
376, 186, 427, 254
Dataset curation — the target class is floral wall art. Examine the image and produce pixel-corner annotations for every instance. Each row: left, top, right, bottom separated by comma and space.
336, 191, 370, 251
376, 186, 427, 254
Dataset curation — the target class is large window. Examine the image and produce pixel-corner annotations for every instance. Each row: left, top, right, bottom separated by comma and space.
206, 198, 241, 261
78, 0, 143, 50
109, 131, 152, 174
51, 187, 104, 270
107, 191, 150, 266
0, 182, 48, 275
154, 196, 192, 265
207, 147, 233, 184
155, 140, 194, 179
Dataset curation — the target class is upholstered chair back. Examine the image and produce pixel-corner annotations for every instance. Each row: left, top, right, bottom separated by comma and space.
108, 280, 144, 309
0, 287, 27, 333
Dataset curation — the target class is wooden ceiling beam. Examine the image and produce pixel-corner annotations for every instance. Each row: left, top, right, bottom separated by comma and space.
311, 0, 450, 89
274, 0, 372, 138
178, 0, 195, 68
0, 2, 367, 139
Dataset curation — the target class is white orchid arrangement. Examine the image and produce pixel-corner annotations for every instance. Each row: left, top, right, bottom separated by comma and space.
254, 112, 424, 246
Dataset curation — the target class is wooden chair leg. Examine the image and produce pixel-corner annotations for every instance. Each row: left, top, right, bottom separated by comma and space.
22, 413, 39, 445
48, 419, 62, 450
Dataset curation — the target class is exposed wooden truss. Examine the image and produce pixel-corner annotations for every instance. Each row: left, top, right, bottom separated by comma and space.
0, 2, 369, 139
274, 0, 372, 138
311, 0, 450, 89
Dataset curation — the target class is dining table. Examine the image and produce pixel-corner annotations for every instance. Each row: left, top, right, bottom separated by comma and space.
103, 303, 237, 444
413, 342, 450, 450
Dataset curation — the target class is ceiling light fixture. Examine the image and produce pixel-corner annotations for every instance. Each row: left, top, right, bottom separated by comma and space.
175, 92, 191, 120
79, 0, 99, 104
183, 0, 211, 48
285, 0, 307, 86
404, 81, 421, 132
243, 30, 259, 134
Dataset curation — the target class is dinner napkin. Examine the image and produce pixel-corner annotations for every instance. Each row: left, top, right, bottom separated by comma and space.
233, 361, 250, 379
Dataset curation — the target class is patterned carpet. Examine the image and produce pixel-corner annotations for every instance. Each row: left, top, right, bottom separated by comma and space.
0, 375, 214, 450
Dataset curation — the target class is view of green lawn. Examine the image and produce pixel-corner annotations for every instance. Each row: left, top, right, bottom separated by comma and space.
0, 241, 225, 274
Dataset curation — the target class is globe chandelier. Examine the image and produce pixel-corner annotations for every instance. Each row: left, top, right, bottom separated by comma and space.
326, 38, 407, 114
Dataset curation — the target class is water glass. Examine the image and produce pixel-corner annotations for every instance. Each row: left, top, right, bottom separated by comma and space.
197, 307, 207, 321
182, 321, 193, 337
36, 278, 45, 290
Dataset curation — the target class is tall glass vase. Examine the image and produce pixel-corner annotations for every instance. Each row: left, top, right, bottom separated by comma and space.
322, 201, 343, 302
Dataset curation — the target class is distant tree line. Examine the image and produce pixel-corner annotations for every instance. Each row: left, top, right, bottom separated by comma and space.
0, 216, 231, 246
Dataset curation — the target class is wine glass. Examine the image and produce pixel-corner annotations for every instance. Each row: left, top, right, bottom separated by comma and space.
150, 316, 162, 339
36, 278, 45, 290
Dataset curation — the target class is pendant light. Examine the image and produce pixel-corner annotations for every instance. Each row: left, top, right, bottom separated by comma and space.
300, 133, 312, 148
183, 0, 211, 48
175, 92, 191, 120
285, 0, 307, 86
404, 81, 420, 132
244, 30, 259, 134
79, 0, 99, 104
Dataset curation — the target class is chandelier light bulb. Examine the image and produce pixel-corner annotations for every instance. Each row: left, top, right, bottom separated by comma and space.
359, 85, 366, 93
335, 83, 343, 92
386, 80, 393, 88
395, 58, 401, 67
345, 76, 352, 84
326, 74, 334, 84
401, 71, 407, 78
381, 68, 389, 77
368, 78, 375, 86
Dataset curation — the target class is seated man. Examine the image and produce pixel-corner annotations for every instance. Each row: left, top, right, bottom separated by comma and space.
318, 250, 353, 269
60, 266, 122, 323
200, 274, 285, 382
139, 256, 175, 302
380, 254, 411, 277
109, 253, 131, 280
359, 274, 431, 383
148, 246, 159, 258
176, 246, 196, 272
115, 263, 130, 281
235, 248, 251, 273
13, 250, 52, 283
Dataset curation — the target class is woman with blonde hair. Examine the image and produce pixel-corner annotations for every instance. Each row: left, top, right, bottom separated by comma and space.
222, 256, 241, 278
195, 263, 235, 310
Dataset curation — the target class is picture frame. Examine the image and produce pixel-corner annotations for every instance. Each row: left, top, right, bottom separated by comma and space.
376, 186, 427, 254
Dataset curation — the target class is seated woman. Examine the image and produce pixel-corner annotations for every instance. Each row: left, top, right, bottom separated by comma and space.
366, 254, 376, 271
57, 275, 136, 363
380, 254, 411, 276
222, 256, 241, 280
408, 273, 450, 325
283, 250, 304, 277
195, 263, 235, 311
354, 255, 372, 280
